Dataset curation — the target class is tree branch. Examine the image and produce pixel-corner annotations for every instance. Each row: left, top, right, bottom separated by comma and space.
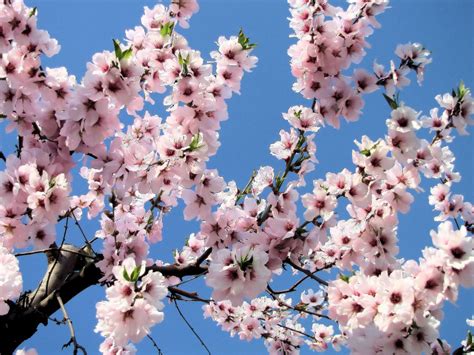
56, 293, 87, 355
285, 259, 329, 286
0, 247, 213, 353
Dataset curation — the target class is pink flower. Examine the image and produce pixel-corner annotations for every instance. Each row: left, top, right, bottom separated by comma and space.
302, 186, 337, 221
283, 106, 322, 132
431, 222, 473, 269
206, 246, 271, 305
169, 0, 199, 28
0, 246, 22, 315
96, 298, 163, 346
386, 106, 421, 133
301, 288, 324, 308
182, 189, 213, 221
270, 129, 299, 160
353, 69, 378, 93
252, 166, 274, 196
96, 258, 167, 347
29, 222, 56, 249
376, 270, 415, 330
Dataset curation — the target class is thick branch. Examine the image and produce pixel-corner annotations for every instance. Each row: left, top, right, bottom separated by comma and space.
0, 247, 212, 354
0, 250, 101, 354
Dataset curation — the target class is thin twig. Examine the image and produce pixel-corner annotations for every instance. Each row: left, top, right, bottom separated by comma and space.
276, 322, 316, 341
453, 217, 461, 230
267, 274, 312, 295
173, 272, 207, 287
56, 293, 87, 355
15, 247, 95, 259
147, 334, 164, 355
173, 298, 211, 355
265, 290, 331, 320
285, 259, 328, 286
169, 287, 210, 303
72, 213, 96, 254
84, 236, 100, 246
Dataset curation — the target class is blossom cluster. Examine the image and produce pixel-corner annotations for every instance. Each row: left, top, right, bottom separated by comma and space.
0, 154, 70, 250
0, 0, 74, 253
80, 1, 260, 350
328, 221, 473, 354
96, 258, 167, 352
204, 292, 341, 354
288, 0, 431, 128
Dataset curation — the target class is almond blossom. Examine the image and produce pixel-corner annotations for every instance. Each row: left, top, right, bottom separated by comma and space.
0, 0, 472, 353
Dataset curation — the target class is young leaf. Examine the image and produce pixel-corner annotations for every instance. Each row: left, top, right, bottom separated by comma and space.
238, 28, 257, 50
29, 7, 37, 18
339, 273, 350, 283
130, 265, 142, 282
113, 39, 133, 61
160, 22, 175, 37
383, 93, 399, 110
113, 39, 123, 59
123, 269, 131, 282
188, 133, 203, 151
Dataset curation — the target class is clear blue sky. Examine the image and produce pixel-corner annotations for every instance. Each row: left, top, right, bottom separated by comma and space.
4, 0, 473, 354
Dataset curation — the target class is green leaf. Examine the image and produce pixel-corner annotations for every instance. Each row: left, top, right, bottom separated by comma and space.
123, 268, 131, 282
160, 22, 175, 37
238, 28, 257, 50
29, 7, 37, 18
383, 93, 399, 110
339, 273, 350, 283
178, 52, 190, 76
113, 39, 133, 61
360, 149, 371, 157
457, 81, 469, 100
113, 39, 123, 59
188, 133, 203, 152
130, 265, 142, 282
122, 48, 133, 61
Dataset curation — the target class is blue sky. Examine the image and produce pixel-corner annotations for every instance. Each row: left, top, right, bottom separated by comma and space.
4, 0, 473, 354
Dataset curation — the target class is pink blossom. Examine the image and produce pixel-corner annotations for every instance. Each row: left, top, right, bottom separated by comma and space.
206, 246, 271, 305
0, 246, 22, 315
